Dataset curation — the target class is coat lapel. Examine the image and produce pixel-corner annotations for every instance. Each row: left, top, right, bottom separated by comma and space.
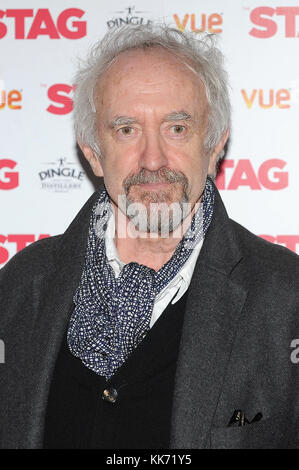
170, 185, 248, 448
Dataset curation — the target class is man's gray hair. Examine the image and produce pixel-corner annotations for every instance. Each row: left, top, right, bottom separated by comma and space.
74, 23, 230, 160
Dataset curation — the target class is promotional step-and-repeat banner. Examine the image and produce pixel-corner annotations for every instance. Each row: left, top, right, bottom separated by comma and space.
1, 0, 299, 267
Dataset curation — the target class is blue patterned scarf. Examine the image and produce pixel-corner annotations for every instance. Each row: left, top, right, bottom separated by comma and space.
67, 178, 215, 379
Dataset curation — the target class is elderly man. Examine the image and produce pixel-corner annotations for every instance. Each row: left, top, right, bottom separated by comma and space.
1, 24, 299, 450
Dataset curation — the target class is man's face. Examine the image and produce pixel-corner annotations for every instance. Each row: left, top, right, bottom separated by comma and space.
84, 47, 220, 232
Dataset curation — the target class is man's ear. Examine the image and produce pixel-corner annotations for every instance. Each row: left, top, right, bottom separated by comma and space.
78, 142, 104, 177
208, 128, 230, 177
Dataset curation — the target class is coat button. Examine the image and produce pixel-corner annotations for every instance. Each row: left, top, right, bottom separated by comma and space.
102, 387, 118, 404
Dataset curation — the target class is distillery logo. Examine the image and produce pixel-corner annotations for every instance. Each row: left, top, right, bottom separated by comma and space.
249, 6, 299, 38
38, 157, 85, 193
0, 159, 19, 190
0, 8, 86, 39
259, 235, 299, 254
0, 80, 22, 110
0, 234, 50, 265
216, 159, 288, 190
173, 11, 223, 33
106, 6, 152, 29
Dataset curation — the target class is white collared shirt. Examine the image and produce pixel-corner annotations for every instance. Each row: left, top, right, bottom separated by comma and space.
104, 211, 204, 328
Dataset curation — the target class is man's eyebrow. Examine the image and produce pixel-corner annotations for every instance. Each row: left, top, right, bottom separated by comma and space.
109, 111, 193, 129
109, 116, 137, 129
164, 111, 193, 122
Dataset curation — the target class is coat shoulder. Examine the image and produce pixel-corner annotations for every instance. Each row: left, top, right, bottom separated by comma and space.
230, 219, 299, 279
0, 235, 62, 287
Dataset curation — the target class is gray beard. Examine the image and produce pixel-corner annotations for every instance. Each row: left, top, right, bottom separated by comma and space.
125, 193, 190, 235
122, 168, 190, 235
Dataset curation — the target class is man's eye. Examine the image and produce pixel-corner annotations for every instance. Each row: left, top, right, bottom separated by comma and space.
118, 126, 134, 136
170, 125, 186, 134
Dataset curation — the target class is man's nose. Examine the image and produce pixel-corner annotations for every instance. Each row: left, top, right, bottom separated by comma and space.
138, 131, 168, 171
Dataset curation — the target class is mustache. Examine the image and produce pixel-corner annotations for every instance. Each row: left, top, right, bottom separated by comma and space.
123, 168, 189, 193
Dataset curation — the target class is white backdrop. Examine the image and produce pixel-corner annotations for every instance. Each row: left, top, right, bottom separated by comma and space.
1, 0, 299, 267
